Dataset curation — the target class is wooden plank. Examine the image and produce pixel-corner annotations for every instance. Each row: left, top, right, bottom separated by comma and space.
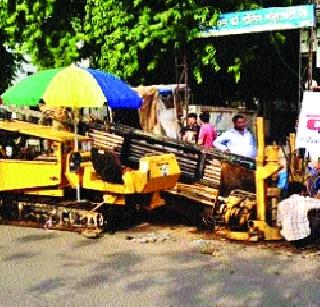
168, 190, 216, 207
91, 129, 124, 140
175, 183, 218, 198
93, 140, 122, 149
202, 176, 221, 185
204, 164, 222, 171
90, 134, 124, 146
204, 170, 221, 176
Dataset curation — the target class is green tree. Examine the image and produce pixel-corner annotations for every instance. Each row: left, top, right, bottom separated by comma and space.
0, 39, 19, 95
1, 0, 270, 80
0, 0, 305, 102
81, 0, 219, 84
2, 0, 86, 68
81, 0, 302, 87
0, 1, 21, 93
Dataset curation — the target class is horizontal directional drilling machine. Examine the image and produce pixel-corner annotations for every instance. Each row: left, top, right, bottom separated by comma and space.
87, 117, 286, 241
0, 120, 180, 235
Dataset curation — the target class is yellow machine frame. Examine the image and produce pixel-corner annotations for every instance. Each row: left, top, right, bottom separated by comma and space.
65, 152, 180, 209
0, 120, 180, 214
0, 120, 82, 193
226, 117, 283, 241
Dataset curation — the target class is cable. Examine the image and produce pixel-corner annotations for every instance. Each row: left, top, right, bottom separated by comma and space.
270, 32, 300, 79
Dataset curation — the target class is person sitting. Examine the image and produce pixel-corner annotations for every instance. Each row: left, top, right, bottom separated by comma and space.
214, 115, 256, 158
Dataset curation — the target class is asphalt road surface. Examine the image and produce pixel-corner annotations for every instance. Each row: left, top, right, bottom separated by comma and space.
0, 225, 320, 307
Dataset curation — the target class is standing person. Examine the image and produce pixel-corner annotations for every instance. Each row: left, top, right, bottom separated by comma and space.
214, 114, 256, 158
180, 113, 200, 144
198, 112, 217, 149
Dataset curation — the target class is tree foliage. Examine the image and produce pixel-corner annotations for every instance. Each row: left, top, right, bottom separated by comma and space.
1, 0, 268, 77
0, 38, 19, 94
0, 0, 305, 103
2, 0, 86, 68
81, 0, 220, 84
0, 1, 22, 93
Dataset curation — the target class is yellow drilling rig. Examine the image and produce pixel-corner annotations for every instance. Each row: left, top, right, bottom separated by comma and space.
0, 119, 180, 236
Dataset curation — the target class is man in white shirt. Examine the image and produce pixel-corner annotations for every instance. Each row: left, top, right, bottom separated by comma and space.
214, 115, 256, 158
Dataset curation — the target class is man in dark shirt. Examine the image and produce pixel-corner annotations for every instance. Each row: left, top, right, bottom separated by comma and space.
180, 113, 200, 144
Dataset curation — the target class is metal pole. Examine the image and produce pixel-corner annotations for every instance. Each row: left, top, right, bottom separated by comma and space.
184, 56, 189, 120
298, 29, 302, 110
74, 122, 79, 151
173, 87, 178, 138
74, 109, 81, 202
307, 26, 314, 90
307, 1, 316, 90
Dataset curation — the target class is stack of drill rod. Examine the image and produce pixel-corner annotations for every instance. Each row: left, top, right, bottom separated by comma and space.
88, 122, 256, 186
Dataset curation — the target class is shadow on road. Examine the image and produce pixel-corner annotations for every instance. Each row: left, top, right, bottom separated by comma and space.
4, 251, 38, 261
71, 238, 100, 249
16, 232, 57, 242
28, 278, 65, 294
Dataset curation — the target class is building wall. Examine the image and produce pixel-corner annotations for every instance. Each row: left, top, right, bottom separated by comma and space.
188, 105, 257, 136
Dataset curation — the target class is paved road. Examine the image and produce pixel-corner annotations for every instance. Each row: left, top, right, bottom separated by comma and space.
0, 225, 320, 307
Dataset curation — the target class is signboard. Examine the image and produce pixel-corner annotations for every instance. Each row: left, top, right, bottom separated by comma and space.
199, 5, 315, 37
296, 91, 320, 161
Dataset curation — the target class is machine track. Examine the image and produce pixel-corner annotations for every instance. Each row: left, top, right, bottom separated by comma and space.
0, 194, 104, 236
